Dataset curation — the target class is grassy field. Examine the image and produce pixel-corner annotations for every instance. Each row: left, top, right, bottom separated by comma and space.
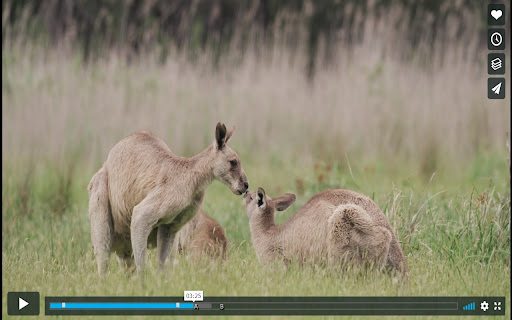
2, 26, 511, 319
2, 153, 510, 320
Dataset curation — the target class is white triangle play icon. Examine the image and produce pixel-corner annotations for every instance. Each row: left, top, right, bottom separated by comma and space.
19, 298, 29, 310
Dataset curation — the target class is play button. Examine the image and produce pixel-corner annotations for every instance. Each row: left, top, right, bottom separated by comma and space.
7, 292, 40, 315
19, 297, 29, 310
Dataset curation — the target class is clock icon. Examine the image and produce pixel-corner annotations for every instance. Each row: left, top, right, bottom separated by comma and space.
491, 32, 502, 47
488, 29, 505, 50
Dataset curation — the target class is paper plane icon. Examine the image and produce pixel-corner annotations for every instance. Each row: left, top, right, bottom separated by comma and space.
491, 82, 502, 95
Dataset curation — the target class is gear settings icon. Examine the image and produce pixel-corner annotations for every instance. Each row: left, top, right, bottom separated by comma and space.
480, 301, 489, 312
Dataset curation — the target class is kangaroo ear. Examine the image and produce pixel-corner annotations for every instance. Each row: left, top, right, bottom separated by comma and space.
215, 122, 227, 149
225, 124, 236, 143
274, 193, 296, 211
257, 187, 266, 208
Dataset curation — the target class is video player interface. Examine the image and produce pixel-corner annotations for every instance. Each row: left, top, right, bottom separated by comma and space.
2, 0, 510, 318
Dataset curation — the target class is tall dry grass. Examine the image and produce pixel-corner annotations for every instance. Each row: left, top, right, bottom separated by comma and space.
2, 7, 510, 176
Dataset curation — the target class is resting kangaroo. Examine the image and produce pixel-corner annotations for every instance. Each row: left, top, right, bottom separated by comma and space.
87, 123, 248, 275
172, 209, 228, 261
243, 188, 407, 275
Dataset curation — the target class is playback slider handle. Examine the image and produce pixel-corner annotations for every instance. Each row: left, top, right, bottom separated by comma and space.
184, 290, 206, 310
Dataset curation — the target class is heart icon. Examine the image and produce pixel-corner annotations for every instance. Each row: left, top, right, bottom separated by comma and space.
491, 9, 502, 20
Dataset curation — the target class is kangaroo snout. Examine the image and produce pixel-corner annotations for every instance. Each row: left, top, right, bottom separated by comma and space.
238, 176, 249, 194
243, 189, 251, 203
232, 172, 249, 195
228, 176, 249, 195
234, 181, 249, 195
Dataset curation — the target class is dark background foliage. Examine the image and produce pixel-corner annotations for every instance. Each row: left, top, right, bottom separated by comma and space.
2, 0, 492, 75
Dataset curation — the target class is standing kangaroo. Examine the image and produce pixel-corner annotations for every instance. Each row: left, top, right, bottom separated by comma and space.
243, 188, 407, 276
87, 123, 248, 275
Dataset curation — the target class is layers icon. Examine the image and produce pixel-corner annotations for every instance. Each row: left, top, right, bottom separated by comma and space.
490, 57, 502, 71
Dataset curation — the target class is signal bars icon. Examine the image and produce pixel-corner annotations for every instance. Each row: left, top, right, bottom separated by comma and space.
463, 302, 475, 311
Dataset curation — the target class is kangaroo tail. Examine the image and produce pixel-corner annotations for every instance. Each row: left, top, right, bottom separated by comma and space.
88, 167, 111, 220
88, 167, 114, 274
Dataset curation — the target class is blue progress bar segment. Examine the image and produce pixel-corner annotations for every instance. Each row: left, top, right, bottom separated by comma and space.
50, 302, 194, 309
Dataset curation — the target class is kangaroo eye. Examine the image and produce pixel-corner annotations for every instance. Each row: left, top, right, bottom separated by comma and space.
230, 160, 237, 167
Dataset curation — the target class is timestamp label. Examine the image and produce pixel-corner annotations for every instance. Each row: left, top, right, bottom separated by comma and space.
184, 291, 204, 302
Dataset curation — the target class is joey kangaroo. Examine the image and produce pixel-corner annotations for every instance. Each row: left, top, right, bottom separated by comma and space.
172, 209, 228, 261
243, 188, 407, 275
87, 123, 248, 275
